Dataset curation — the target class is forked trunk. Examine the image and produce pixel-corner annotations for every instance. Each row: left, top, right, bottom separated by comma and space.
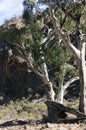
58, 76, 79, 104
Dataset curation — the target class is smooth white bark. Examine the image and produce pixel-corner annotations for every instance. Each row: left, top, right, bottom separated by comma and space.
79, 40, 86, 114
40, 47, 55, 101
64, 76, 79, 90
58, 76, 79, 104
58, 64, 66, 104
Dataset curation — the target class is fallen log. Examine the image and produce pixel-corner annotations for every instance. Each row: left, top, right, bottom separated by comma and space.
0, 119, 41, 127
45, 101, 86, 122
0, 119, 18, 127
57, 116, 86, 123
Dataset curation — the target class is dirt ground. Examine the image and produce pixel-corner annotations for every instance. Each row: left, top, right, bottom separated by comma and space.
0, 122, 86, 130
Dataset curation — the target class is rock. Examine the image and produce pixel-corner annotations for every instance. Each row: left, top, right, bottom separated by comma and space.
3, 17, 25, 29
23, 125, 27, 129
46, 123, 57, 129
59, 127, 67, 130
71, 123, 79, 129
46, 123, 52, 128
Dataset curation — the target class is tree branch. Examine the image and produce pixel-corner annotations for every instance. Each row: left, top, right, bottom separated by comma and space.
64, 76, 79, 90
49, 2, 80, 59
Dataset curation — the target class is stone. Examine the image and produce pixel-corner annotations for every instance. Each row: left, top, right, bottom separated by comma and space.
59, 127, 67, 130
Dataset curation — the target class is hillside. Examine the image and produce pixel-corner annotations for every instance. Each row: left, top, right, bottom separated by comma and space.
2, 16, 25, 29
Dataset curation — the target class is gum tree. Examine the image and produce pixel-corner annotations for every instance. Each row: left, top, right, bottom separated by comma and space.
22, 0, 78, 102
47, 0, 86, 114
24, 0, 86, 114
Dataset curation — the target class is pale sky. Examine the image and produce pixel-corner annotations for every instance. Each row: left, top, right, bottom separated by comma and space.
0, 0, 24, 25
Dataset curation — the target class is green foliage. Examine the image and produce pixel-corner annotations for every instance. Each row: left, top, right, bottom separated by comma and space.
0, 26, 26, 43
17, 107, 23, 114
54, 1, 86, 32
0, 107, 10, 119
0, 0, 83, 96
34, 93, 40, 99
27, 0, 35, 6
9, 100, 14, 105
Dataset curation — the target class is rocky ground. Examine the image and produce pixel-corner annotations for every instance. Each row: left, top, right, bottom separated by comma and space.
0, 98, 86, 130
0, 122, 86, 130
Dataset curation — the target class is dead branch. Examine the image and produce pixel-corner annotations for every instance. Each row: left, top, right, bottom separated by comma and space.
57, 116, 86, 123
45, 101, 86, 122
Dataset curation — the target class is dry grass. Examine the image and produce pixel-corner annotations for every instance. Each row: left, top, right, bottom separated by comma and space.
0, 98, 47, 121
0, 98, 86, 130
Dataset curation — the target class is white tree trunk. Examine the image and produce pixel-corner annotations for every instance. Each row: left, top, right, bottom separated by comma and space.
58, 64, 66, 104
27, 54, 55, 101
64, 76, 79, 90
26, 7, 55, 101
40, 50, 55, 101
58, 76, 79, 104
58, 83, 64, 104
79, 40, 86, 114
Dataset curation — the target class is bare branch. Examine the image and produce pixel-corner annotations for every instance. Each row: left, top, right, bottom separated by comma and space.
64, 76, 79, 90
